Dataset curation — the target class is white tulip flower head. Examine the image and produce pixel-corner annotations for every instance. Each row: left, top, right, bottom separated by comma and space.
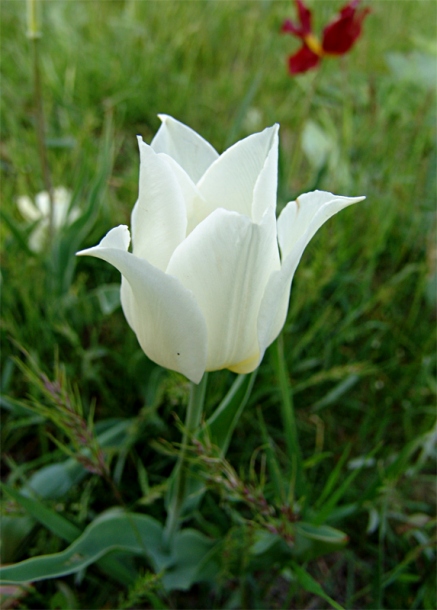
78, 116, 364, 383
18, 186, 77, 252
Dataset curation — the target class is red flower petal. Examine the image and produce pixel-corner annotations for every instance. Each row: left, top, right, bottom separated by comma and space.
281, 18, 304, 37
288, 45, 321, 74
322, 0, 370, 55
281, 0, 313, 38
296, 0, 313, 35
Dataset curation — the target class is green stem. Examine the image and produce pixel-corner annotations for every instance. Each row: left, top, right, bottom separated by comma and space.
28, 0, 54, 244
272, 335, 305, 498
164, 374, 208, 547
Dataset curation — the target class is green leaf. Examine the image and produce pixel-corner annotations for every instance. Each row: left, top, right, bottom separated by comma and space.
0, 208, 35, 256
50, 113, 114, 295
311, 374, 360, 412
0, 510, 166, 585
315, 444, 351, 509
295, 522, 348, 545
256, 407, 286, 502
291, 563, 345, 610
162, 529, 218, 591
248, 531, 292, 571
2, 485, 137, 585
271, 336, 305, 497
23, 418, 133, 499
314, 443, 381, 525
0, 510, 216, 592
203, 372, 257, 455
93, 283, 121, 315
2, 483, 81, 542
293, 522, 349, 562
0, 515, 34, 564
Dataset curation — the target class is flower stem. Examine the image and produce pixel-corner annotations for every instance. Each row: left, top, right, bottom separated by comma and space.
27, 0, 54, 244
272, 335, 305, 498
164, 374, 208, 547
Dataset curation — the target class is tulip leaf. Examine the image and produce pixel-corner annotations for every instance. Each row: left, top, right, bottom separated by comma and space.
1, 485, 138, 585
162, 529, 218, 591
0, 419, 135, 578
0, 510, 166, 585
203, 372, 257, 454
0, 509, 217, 592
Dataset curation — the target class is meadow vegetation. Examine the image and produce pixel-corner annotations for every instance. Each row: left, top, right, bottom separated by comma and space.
1, 1, 436, 608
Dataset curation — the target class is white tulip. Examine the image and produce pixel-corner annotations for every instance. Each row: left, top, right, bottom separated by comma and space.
77, 115, 364, 383
17, 186, 77, 252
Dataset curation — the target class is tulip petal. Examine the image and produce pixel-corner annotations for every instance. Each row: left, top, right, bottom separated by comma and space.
156, 153, 211, 234
77, 226, 207, 383
252, 126, 279, 222
257, 191, 365, 360
17, 195, 42, 222
322, 0, 370, 55
197, 125, 279, 220
277, 190, 365, 259
166, 208, 280, 372
288, 45, 321, 74
281, 0, 313, 37
151, 114, 219, 183
133, 138, 187, 270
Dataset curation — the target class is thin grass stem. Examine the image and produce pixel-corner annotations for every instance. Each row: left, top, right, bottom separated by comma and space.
272, 334, 305, 498
27, 0, 54, 244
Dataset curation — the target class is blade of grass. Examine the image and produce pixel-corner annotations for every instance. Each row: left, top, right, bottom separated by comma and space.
271, 335, 305, 497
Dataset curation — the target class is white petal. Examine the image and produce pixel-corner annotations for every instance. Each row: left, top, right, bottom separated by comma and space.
134, 138, 187, 270
51, 187, 72, 227
251, 127, 279, 223
28, 220, 49, 252
151, 114, 219, 183
35, 191, 50, 216
100, 224, 131, 250
17, 195, 43, 222
77, 227, 207, 383
197, 125, 279, 220
156, 153, 210, 234
277, 190, 365, 259
257, 191, 365, 360
166, 208, 280, 373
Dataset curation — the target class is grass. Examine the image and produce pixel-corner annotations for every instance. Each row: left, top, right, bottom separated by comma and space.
1, 1, 436, 608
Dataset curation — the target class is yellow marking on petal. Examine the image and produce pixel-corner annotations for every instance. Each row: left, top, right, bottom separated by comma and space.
227, 351, 260, 375
303, 34, 325, 57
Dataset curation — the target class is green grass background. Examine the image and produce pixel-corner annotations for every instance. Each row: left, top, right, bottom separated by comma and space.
1, 0, 436, 608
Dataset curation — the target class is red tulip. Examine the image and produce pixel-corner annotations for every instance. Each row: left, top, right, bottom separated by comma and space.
281, 0, 370, 74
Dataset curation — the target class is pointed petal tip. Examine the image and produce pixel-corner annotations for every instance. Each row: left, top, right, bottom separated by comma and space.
306, 189, 366, 203
76, 225, 131, 257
